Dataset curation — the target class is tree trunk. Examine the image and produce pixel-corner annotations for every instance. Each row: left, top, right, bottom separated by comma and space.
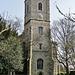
66, 62, 69, 75
66, 68, 69, 75
9, 72, 12, 75
8, 70, 9, 75
13, 72, 15, 75
65, 47, 69, 75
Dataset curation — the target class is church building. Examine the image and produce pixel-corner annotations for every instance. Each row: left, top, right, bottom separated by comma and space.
21, 0, 54, 75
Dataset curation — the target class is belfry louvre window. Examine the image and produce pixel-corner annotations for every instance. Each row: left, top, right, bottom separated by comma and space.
38, 3, 42, 10
37, 59, 43, 69
38, 27, 43, 35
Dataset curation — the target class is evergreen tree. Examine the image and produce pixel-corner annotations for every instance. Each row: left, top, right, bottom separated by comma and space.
0, 15, 23, 74
0, 36, 23, 73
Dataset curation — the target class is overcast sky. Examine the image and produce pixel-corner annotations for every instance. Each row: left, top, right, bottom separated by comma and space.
0, 0, 75, 25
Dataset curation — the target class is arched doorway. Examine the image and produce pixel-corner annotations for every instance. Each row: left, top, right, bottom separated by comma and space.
39, 72, 42, 75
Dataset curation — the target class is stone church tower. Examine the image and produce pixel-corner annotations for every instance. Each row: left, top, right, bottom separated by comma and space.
21, 0, 53, 75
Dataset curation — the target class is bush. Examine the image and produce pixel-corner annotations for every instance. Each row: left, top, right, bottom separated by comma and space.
57, 72, 66, 75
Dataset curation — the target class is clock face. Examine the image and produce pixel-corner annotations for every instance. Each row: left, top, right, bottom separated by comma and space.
37, 14, 43, 20
38, 14, 42, 19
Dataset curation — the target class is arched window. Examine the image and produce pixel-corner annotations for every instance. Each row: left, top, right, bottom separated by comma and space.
38, 3, 42, 10
37, 59, 43, 69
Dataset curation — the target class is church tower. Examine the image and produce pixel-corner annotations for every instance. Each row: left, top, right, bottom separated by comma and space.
23, 0, 53, 75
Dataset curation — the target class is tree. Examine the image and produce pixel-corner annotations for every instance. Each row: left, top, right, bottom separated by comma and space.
52, 12, 75, 75
0, 13, 23, 35
0, 15, 9, 35
0, 15, 23, 75
0, 36, 23, 74
7, 16, 23, 34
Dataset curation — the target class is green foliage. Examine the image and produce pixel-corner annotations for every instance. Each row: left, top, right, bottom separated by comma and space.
0, 15, 6, 32
57, 72, 66, 75
0, 15, 11, 39
1, 28, 11, 39
0, 15, 23, 73
0, 36, 23, 73
0, 15, 18, 38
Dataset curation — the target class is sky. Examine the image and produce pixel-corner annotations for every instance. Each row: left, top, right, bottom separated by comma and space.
50, 0, 75, 24
0, 0, 75, 25
0, 0, 24, 21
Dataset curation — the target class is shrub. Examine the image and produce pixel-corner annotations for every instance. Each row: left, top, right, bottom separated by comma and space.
57, 72, 66, 75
